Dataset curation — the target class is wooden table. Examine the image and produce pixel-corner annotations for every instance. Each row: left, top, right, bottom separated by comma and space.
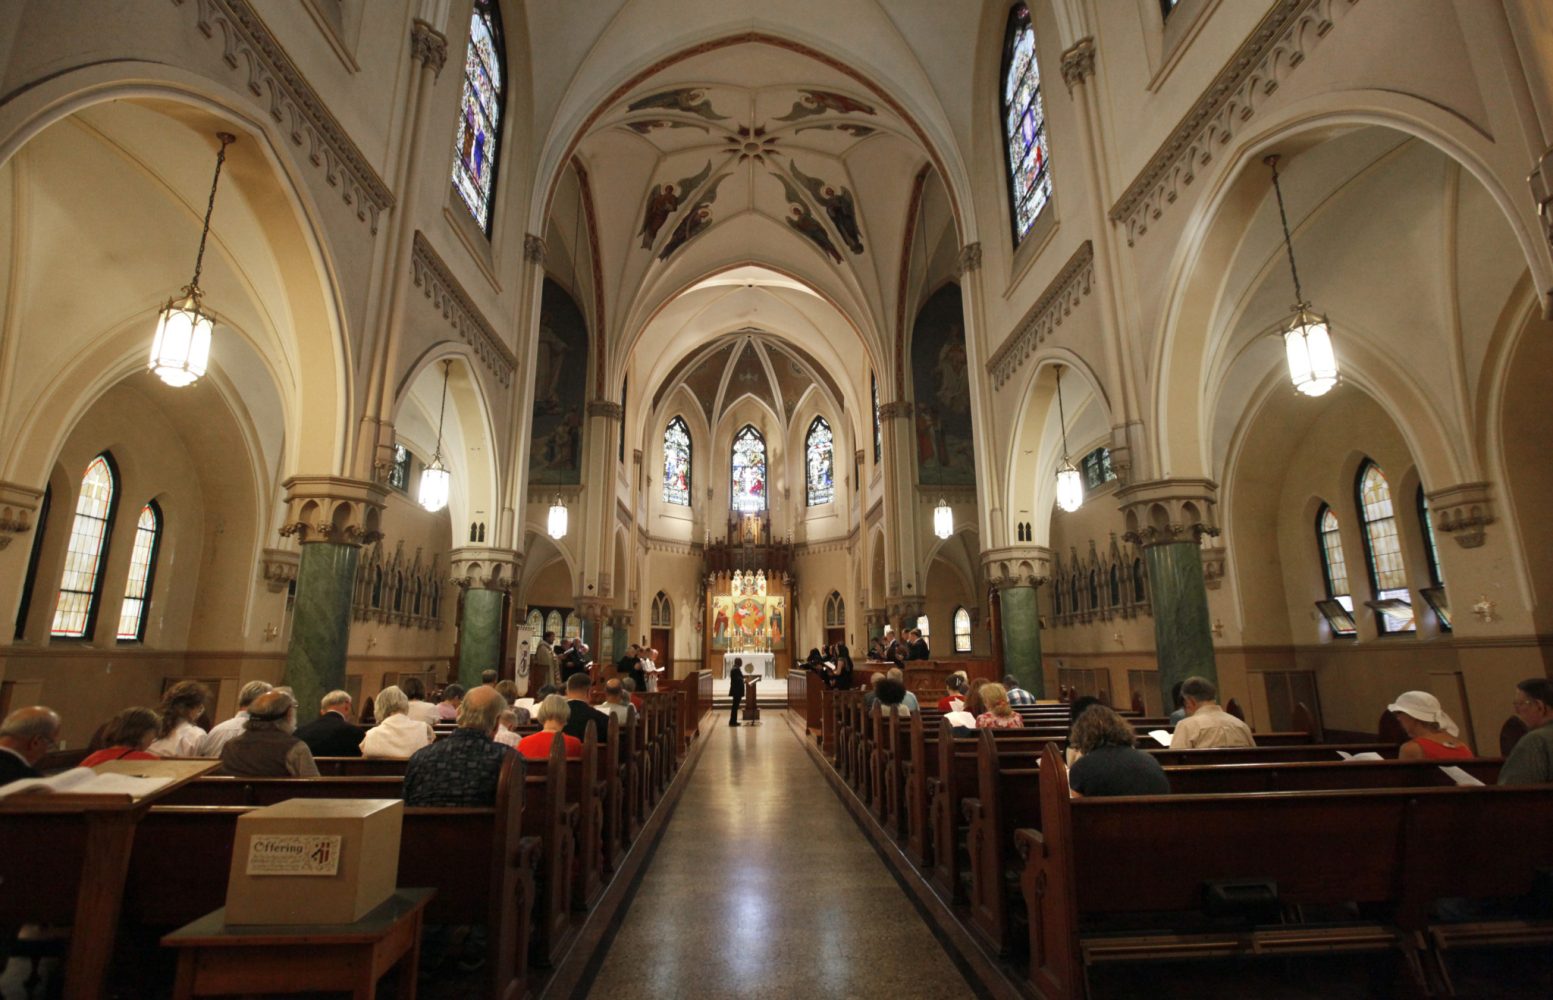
161, 887, 435, 999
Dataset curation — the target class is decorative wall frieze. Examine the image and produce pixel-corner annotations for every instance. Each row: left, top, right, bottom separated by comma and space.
956, 242, 982, 275
259, 547, 300, 592
981, 545, 1052, 589
353, 539, 445, 629
278, 476, 387, 545
449, 546, 522, 591
1426, 481, 1495, 549
411, 231, 517, 386
986, 240, 1094, 389
408, 18, 447, 76
0, 481, 44, 550
1060, 36, 1096, 91
523, 233, 548, 264
587, 400, 624, 420
917, 484, 976, 505
878, 401, 914, 420
173, 0, 395, 232
527, 484, 582, 506
1049, 535, 1151, 626
1118, 478, 1220, 547
1108, 0, 1358, 246
1200, 545, 1227, 589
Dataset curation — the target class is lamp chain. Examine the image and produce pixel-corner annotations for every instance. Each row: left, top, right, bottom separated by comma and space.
1266, 155, 1305, 305
189, 133, 236, 293
1055, 365, 1071, 459
433, 360, 451, 461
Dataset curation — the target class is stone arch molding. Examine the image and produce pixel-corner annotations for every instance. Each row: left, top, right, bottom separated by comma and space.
1004, 351, 1112, 548
1149, 91, 1550, 484
0, 67, 355, 483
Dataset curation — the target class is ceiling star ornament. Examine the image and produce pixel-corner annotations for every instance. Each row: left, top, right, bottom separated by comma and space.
725, 124, 778, 164
149, 131, 235, 388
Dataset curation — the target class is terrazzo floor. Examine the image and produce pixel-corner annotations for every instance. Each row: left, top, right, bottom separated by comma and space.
581, 712, 978, 999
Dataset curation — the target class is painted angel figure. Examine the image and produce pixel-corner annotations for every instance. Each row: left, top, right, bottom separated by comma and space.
790, 163, 863, 254
639, 162, 712, 249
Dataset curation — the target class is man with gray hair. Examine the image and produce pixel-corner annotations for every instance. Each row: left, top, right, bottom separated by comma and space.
196, 679, 273, 756
885, 667, 920, 712
219, 690, 319, 777
404, 686, 512, 807
0, 706, 61, 786
1169, 676, 1254, 749
600, 678, 636, 727
295, 690, 363, 758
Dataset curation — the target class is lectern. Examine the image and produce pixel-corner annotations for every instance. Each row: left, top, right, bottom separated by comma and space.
741, 677, 761, 723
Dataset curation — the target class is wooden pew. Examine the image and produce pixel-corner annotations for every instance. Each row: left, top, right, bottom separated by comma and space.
566, 724, 605, 911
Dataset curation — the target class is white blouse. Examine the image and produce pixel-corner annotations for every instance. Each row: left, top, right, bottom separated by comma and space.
360, 713, 435, 758
147, 719, 206, 758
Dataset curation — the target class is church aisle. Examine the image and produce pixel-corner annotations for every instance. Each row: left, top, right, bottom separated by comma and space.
581, 713, 977, 999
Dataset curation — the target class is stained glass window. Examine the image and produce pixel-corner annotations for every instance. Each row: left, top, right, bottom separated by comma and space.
1001, 4, 1054, 243
451, 0, 505, 234
1080, 447, 1115, 490
1357, 461, 1414, 633
52, 454, 118, 638
116, 502, 162, 642
871, 372, 882, 464
651, 592, 672, 628
663, 416, 691, 506
388, 444, 411, 492
953, 607, 972, 653
563, 611, 581, 641
1417, 487, 1443, 587
731, 425, 767, 512
805, 416, 834, 506
1317, 506, 1352, 611
545, 610, 563, 639
526, 608, 543, 635
825, 591, 845, 627
1160, 0, 1181, 19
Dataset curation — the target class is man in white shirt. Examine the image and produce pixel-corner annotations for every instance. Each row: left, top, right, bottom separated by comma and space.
195, 680, 273, 757
1169, 676, 1254, 749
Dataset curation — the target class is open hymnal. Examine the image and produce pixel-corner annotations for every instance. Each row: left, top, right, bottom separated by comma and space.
944, 711, 976, 729
1148, 729, 1172, 747
513, 698, 537, 712
1336, 751, 1385, 761
0, 767, 174, 802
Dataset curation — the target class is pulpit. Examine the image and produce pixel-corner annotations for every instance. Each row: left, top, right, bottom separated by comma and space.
742, 677, 761, 723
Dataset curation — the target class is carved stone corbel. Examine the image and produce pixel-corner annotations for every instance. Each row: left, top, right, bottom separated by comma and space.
1426, 482, 1495, 549
278, 476, 388, 546
956, 243, 982, 275
448, 546, 523, 591
1060, 36, 1096, 91
878, 401, 914, 421
523, 233, 547, 264
1200, 545, 1227, 589
0, 481, 44, 551
1118, 479, 1220, 547
409, 19, 447, 75
260, 548, 300, 592
981, 545, 1052, 590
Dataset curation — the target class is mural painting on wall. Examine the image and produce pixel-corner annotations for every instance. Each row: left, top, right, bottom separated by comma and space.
708, 595, 786, 651
529, 278, 588, 485
911, 283, 975, 484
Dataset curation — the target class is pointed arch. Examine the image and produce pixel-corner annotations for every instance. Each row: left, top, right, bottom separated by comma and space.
805, 415, 834, 506
52, 453, 119, 638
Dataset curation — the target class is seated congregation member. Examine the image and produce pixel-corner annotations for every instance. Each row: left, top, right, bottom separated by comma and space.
480, 669, 499, 687
400, 676, 440, 726
81, 707, 159, 766
601, 679, 636, 726
195, 680, 272, 756
884, 667, 919, 712
563, 672, 610, 741
620, 676, 644, 711
1167, 681, 1187, 727
295, 690, 364, 758
1500, 678, 1553, 785
976, 683, 1024, 729
862, 673, 885, 715
876, 678, 912, 717
833, 646, 856, 691
1068, 705, 1170, 797
494, 709, 524, 748
1065, 695, 1104, 765
0, 706, 61, 785
147, 680, 212, 757
518, 694, 583, 760
1168, 676, 1254, 749
435, 684, 465, 721
1004, 674, 1037, 707
936, 675, 967, 713
403, 687, 511, 807
219, 691, 319, 778
1389, 690, 1473, 760
360, 685, 435, 758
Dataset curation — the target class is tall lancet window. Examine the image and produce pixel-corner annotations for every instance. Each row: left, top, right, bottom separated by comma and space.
1357, 461, 1414, 633
52, 454, 119, 638
116, 502, 163, 642
1001, 3, 1054, 243
805, 416, 834, 506
730, 425, 767, 512
663, 416, 692, 506
452, 0, 505, 234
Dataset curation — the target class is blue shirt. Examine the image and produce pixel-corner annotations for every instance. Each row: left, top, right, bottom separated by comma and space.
403, 728, 511, 807
1007, 686, 1037, 706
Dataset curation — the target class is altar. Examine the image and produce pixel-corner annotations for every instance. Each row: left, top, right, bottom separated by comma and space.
723, 651, 775, 681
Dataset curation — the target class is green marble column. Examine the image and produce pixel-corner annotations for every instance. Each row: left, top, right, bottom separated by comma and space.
1144, 540, 1217, 708
999, 584, 1044, 698
458, 587, 504, 688
283, 542, 360, 722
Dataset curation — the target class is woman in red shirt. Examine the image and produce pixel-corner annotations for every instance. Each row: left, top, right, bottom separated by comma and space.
1389, 690, 1474, 760
81, 707, 160, 767
976, 683, 1025, 730
517, 694, 583, 760
936, 674, 967, 713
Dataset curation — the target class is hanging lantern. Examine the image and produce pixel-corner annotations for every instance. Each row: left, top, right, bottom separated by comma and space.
150, 132, 235, 387
1053, 364, 1083, 513
548, 496, 568, 539
1266, 154, 1339, 397
418, 361, 453, 512
933, 497, 953, 539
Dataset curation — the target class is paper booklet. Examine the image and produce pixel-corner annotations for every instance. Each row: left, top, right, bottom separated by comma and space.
944, 711, 976, 729
1438, 765, 1484, 786
0, 766, 174, 802
1336, 751, 1385, 761
1148, 729, 1172, 747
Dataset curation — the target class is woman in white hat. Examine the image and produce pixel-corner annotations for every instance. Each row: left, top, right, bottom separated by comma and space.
1389, 691, 1474, 760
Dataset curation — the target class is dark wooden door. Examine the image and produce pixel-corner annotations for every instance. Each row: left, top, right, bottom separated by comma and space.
651, 628, 672, 677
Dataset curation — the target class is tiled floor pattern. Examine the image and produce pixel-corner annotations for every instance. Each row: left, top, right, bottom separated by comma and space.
582, 713, 977, 999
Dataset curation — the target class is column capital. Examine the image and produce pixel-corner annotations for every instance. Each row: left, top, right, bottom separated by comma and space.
1426, 481, 1495, 548
574, 597, 611, 621
1117, 478, 1219, 547
586, 399, 624, 420
279, 476, 387, 546
1060, 36, 1096, 92
0, 480, 44, 550
409, 19, 448, 76
260, 547, 301, 592
956, 242, 982, 275
878, 400, 914, 420
523, 233, 548, 264
888, 598, 925, 623
981, 545, 1052, 588
449, 546, 523, 591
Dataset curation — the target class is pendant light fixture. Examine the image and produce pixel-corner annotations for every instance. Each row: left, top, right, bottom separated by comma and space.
547, 495, 568, 539
1266, 154, 1339, 397
933, 497, 953, 539
1053, 365, 1083, 513
418, 361, 452, 512
149, 131, 236, 387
